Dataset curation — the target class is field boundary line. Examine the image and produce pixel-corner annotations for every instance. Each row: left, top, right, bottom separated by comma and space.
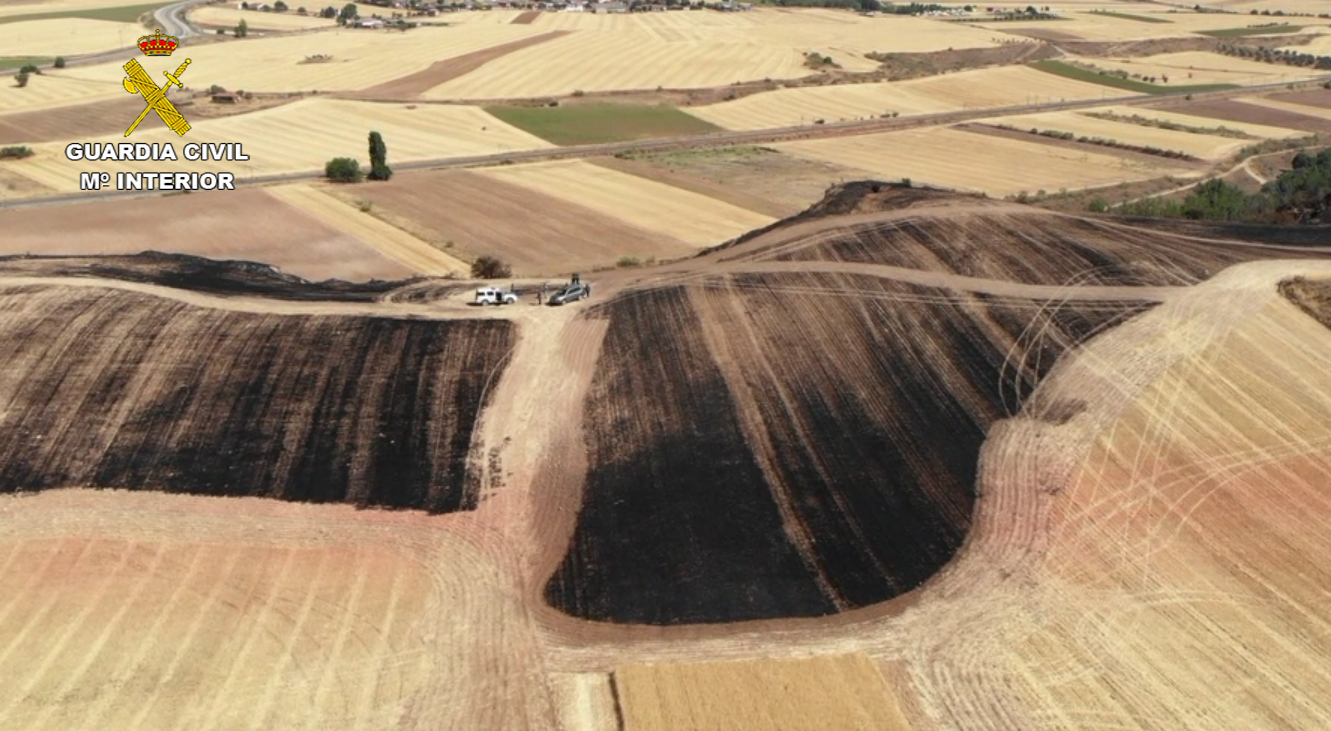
7, 75, 1327, 211
263, 184, 467, 277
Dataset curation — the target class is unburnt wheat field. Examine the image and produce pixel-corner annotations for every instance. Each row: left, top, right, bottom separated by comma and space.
0, 284, 513, 512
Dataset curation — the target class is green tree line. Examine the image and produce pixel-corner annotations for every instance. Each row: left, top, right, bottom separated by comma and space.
1102, 148, 1331, 224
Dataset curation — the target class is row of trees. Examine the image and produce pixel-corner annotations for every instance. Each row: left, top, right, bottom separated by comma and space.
325, 131, 393, 183
1215, 42, 1331, 70
323, 132, 519, 281
1105, 148, 1331, 224
10, 60, 59, 89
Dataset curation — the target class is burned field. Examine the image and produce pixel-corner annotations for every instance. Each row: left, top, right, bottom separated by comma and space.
0, 284, 513, 512
759, 208, 1331, 285
547, 274, 1151, 624
0, 253, 410, 301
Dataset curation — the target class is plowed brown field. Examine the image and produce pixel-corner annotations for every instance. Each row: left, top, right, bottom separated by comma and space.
341, 169, 696, 275
0, 189, 415, 282
0, 284, 513, 512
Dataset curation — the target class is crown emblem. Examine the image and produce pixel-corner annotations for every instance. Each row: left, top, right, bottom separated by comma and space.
138, 29, 178, 56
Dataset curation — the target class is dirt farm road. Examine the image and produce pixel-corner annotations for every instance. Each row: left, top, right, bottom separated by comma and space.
4, 75, 1327, 212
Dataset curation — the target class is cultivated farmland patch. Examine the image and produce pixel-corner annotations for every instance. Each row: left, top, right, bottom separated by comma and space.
0, 188, 415, 282
1061, 50, 1322, 86
55, 24, 548, 94
0, 284, 514, 512
0, 489, 556, 731
0, 70, 123, 115
763, 208, 1331, 285
685, 65, 1124, 132
341, 168, 696, 276
617, 653, 913, 731
0, 18, 138, 55
775, 126, 1193, 197
1162, 98, 1331, 134
977, 109, 1255, 160
476, 159, 774, 247
424, 10, 1003, 100
546, 275, 1149, 623
1239, 94, 1331, 124
7, 98, 552, 191
189, 6, 334, 30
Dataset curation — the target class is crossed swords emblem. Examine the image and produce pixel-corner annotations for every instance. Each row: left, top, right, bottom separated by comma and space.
122, 57, 192, 137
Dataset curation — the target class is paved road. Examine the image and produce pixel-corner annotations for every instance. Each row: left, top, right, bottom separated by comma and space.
39, 0, 210, 70
153, 0, 208, 39
2, 74, 1327, 211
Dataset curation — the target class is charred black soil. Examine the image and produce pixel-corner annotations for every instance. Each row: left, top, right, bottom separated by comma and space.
755, 207, 1331, 285
1280, 276, 1331, 328
545, 288, 837, 625
0, 285, 513, 513
546, 276, 1150, 624
0, 253, 413, 301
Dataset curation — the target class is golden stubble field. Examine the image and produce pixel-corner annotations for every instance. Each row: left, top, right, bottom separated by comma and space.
0, 0, 158, 18
1065, 50, 1325, 86
190, 6, 338, 30
0, 18, 142, 56
977, 8, 1331, 40
685, 65, 1124, 131
46, 23, 548, 100
775, 125, 1194, 196
7, 98, 552, 192
976, 108, 1256, 160
475, 159, 776, 247
422, 9, 1003, 99
877, 259, 1331, 730
0, 490, 556, 731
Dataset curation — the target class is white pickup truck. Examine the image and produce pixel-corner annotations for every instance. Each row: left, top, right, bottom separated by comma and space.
474, 286, 518, 305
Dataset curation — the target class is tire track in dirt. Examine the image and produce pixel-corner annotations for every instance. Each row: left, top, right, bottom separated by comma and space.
124, 546, 246, 729
192, 547, 301, 731
70, 543, 207, 731
25, 542, 170, 730
249, 549, 332, 728
0, 539, 135, 724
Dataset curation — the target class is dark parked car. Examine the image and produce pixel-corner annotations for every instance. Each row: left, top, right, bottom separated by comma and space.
547, 281, 590, 305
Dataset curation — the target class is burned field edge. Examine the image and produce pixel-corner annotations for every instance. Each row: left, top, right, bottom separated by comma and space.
1280, 276, 1331, 330
546, 276, 1153, 625
544, 288, 837, 625
0, 253, 416, 302
769, 212, 1331, 286
0, 284, 514, 513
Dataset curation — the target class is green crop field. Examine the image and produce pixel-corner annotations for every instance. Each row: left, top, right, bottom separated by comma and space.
0, 57, 52, 71
484, 103, 722, 146
1086, 10, 1171, 23
1029, 60, 1239, 95
1199, 24, 1304, 37
0, 3, 170, 26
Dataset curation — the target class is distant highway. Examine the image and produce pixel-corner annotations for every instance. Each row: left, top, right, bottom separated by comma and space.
153, 0, 209, 39
43, 0, 210, 69
2, 75, 1327, 211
